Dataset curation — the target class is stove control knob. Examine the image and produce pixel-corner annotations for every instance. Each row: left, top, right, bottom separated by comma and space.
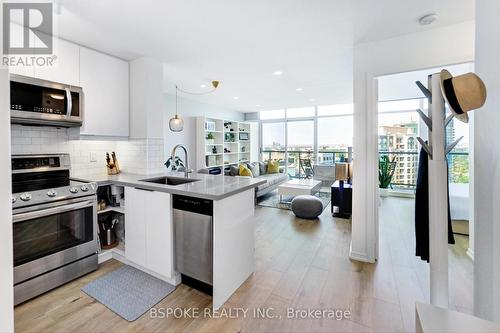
47, 190, 57, 197
20, 193, 32, 202
12, 196, 16, 204
69, 187, 79, 194
80, 185, 89, 192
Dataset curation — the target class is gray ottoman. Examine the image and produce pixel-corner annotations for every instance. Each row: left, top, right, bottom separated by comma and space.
291, 195, 323, 219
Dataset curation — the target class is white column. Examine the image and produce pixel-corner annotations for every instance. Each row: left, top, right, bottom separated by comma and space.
474, 0, 500, 321
467, 113, 474, 260
427, 74, 449, 307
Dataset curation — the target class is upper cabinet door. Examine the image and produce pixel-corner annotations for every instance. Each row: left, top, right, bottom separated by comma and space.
8, 23, 35, 77
34, 34, 80, 86
79, 47, 129, 137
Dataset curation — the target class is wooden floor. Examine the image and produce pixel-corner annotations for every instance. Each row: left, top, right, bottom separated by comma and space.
15, 197, 472, 333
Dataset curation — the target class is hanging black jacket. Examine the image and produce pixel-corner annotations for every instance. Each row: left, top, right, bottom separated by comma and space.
415, 147, 455, 262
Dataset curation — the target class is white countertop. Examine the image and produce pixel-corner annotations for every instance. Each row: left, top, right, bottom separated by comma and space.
71, 171, 266, 201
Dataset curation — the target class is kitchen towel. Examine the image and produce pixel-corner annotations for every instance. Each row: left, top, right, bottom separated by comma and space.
81, 265, 175, 321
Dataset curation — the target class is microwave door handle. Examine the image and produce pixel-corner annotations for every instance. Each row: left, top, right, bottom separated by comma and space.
12, 200, 95, 223
65, 88, 72, 118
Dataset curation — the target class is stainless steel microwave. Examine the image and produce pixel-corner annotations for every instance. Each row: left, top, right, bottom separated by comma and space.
10, 74, 83, 127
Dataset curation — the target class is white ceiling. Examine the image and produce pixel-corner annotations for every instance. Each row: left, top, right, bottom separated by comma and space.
56, 0, 474, 112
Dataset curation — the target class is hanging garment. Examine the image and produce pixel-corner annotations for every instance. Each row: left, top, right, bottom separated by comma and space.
415, 146, 455, 262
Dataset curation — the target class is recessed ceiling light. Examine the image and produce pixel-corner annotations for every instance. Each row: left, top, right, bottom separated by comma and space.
296, 88, 303, 92
309, 98, 316, 102
200, 84, 207, 88
419, 13, 438, 26
255, 104, 261, 107
233, 96, 239, 100
273, 70, 283, 76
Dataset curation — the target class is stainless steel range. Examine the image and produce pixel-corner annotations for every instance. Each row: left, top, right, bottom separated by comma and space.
11, 154, 98, 305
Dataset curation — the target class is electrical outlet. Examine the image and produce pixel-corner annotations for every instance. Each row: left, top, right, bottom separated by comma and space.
90, 152, 97, 162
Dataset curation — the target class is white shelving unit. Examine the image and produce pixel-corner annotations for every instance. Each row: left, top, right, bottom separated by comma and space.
196, 117, 252, 173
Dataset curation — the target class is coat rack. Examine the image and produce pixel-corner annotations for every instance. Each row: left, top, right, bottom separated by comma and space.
415, 73, 463, 308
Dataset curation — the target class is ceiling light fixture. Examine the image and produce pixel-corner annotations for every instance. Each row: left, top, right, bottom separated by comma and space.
233, 96, 239, 100
169, 81, 220, 132
273, 70, 283, 76
296, 88, 303, 92
256, 104, 261, 107
419, 13, 438, 26
309, 98, 316, 102
200, 84, 207, 88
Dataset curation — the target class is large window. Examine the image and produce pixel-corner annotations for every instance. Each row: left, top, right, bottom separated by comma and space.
377, 98, 470, 189
287, 120, 314, 178
261, 122, 286, 170
259, 104, 353, 178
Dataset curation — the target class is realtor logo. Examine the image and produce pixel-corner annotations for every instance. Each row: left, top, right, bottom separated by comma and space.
2, 2, 53, 54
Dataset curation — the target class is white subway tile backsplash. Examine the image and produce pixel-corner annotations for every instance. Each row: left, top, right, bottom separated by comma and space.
11, 125, 166, 177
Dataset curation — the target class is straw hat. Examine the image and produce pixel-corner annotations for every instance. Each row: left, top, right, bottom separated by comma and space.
440, 69, 487, 123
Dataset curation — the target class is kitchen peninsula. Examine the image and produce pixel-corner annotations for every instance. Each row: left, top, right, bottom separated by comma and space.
72, 171, 265, 310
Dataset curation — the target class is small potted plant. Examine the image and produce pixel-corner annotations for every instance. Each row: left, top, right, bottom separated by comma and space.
379, 155, 396, 198
165, 156, 185, 171
206, 132, 215, 145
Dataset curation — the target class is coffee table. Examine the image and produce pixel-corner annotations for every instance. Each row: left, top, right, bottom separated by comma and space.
277, 179, 322, 203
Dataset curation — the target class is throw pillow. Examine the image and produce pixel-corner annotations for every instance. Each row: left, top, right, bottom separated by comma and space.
258, 161, 267, 175
239, 164, 253, 177
267, 160, 280, 174
228, 165, 239, 176
247, 162, 260, 177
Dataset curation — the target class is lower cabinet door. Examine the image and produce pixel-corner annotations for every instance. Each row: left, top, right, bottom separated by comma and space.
124, 187, 147, 268
145, 191, 173, 279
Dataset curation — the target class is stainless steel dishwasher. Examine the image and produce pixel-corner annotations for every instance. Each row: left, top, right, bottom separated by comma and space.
173, 194, 213, 295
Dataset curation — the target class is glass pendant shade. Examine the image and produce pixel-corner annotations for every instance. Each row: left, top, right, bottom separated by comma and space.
169, 114, 184, 132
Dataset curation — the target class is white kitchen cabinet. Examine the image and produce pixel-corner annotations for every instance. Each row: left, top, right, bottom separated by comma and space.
79, 47, 129, 137
124, 187, 173, 279
35, 34, 80, 86
8, 23, 35, 77
124, 187, 147, 267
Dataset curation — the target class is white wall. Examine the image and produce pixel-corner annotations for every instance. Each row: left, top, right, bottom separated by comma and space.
474, 0, 500, 321
351, 21, 475, 262
163, 94, 244, 169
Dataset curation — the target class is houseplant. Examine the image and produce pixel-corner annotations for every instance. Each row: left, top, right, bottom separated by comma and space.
379, 155, 396, 198
206, 132, 215, 145
165, 156, 185, 171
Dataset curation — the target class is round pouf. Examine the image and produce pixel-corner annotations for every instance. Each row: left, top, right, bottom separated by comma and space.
291, 195, 323, 219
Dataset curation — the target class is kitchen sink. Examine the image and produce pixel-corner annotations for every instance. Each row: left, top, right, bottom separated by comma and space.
139, 176, 200, 186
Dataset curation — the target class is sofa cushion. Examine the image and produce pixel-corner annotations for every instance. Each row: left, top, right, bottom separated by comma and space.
247, 162, 260, 177
258, 161, 267, 175
256, 173, 289, 191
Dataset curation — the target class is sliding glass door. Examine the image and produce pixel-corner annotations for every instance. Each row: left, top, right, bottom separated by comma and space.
286, 120, 314, 178
261, 122, 286, 172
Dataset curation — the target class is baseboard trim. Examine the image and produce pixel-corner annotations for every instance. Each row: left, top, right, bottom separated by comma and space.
466, 248, 474, 261
349, 242, 375, 263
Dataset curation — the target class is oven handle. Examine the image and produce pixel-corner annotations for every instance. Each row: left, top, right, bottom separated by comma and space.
65, 87, 72, 118
12, 200, 95, 223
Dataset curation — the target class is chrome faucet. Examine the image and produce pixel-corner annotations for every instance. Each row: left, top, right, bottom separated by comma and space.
171, 144, 192, 177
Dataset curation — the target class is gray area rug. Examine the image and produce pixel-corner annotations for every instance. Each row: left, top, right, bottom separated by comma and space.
81, 265, 175, 322
257, 189, 331, 211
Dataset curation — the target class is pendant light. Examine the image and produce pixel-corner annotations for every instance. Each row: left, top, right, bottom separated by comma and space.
169, 85, 184, 132
169, 81, 220, 132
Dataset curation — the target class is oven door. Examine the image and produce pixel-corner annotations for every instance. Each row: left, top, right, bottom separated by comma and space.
10, 74, 83, 127
12, 196, 97, 285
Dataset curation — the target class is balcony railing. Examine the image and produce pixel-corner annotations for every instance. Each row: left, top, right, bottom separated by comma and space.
261, 149, 469, 188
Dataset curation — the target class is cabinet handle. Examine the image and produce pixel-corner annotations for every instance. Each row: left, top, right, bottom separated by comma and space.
134, 187, 154, 192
